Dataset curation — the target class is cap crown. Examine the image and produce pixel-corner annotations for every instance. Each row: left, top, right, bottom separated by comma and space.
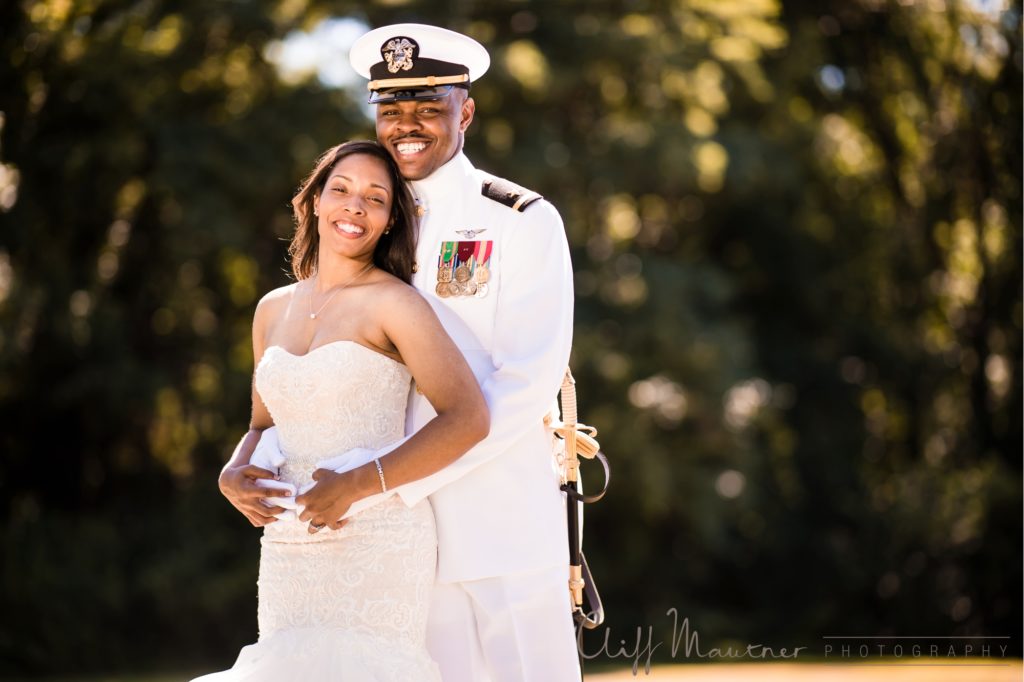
350, 23, 490, 95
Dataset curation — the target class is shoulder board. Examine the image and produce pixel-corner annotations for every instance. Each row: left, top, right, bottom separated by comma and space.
481, 175, 543, 212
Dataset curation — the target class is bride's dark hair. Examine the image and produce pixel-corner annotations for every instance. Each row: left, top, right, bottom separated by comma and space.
289, 140, 418, 283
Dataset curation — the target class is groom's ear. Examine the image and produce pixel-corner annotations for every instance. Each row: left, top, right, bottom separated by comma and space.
459, 96, 475, 133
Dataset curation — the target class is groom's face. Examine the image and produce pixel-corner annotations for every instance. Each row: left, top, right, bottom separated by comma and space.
375, 89, 475, 181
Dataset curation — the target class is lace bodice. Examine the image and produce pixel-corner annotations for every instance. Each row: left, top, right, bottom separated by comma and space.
255, 340, 411, 489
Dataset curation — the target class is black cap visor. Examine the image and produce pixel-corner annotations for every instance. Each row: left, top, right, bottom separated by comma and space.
368, 84, 468, 104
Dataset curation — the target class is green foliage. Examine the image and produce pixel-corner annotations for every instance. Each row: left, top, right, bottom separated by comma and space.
0, 0, 1019, 674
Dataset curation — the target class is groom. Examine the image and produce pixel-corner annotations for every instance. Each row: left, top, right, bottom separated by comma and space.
278, 24, 579, 681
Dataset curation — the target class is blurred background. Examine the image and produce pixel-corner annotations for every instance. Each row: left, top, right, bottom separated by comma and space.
1, 0, 1020, 678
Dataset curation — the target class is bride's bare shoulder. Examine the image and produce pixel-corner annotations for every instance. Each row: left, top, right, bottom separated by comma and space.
260, 282, 300, 306
255, 282, 300, 324
367, 272, 428, 311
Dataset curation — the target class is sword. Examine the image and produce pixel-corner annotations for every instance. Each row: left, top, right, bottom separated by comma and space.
553, 368, 610, 630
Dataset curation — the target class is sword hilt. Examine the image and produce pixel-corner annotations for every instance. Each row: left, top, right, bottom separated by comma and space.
556, 368, 600, 483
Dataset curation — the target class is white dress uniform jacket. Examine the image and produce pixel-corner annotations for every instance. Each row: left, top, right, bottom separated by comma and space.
389, 152, 574, 584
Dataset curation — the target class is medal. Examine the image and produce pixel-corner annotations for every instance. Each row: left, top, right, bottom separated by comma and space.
454, 241, 475, 284
471, 241, 493, 294
437, 242, 456, 288
435, 239, 494, 298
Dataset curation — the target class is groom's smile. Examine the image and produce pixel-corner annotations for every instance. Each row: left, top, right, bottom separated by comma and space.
395, 139, 430, 156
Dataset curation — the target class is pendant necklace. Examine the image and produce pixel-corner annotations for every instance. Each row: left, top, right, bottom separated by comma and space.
308, 263, 373, 320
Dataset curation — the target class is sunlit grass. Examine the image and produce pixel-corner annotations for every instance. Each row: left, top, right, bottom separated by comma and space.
590, 660, 1023, 681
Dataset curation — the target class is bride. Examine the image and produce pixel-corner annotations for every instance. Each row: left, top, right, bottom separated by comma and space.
195, 140, 488, 681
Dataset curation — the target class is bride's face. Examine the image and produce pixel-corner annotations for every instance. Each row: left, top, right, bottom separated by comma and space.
314, 153, 393, 260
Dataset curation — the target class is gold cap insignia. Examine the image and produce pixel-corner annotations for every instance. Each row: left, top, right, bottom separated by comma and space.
382, 37, 417, 74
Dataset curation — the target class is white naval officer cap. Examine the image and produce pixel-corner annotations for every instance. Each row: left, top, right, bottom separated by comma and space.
349, 23, 490, 103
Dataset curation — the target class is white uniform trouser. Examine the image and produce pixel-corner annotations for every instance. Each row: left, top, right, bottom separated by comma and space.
426, 564, 582, 682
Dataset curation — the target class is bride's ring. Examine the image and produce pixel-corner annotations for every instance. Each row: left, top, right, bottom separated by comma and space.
310, 521, 326, 531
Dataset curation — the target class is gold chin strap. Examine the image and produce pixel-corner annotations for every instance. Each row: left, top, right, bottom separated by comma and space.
367, 74, 470, 91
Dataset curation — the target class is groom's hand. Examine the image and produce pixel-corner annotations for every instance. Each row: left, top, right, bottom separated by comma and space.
296, 469, 358, 533
219, 464, 287, 526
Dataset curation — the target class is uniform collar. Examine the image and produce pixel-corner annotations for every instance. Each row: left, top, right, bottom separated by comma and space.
409, 152, 475, 211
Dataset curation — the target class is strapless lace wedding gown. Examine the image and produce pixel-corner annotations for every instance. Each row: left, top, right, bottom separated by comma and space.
194, 341, 441, 682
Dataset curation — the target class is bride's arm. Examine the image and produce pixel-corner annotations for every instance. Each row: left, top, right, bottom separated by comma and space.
374, 287, 491, 486
218, 292, 288, 527
297, 284, 488, 530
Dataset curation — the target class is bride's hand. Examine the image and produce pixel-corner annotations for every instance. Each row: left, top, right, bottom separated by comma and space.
295, 468, 369, 533
219, 464, 288, 527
